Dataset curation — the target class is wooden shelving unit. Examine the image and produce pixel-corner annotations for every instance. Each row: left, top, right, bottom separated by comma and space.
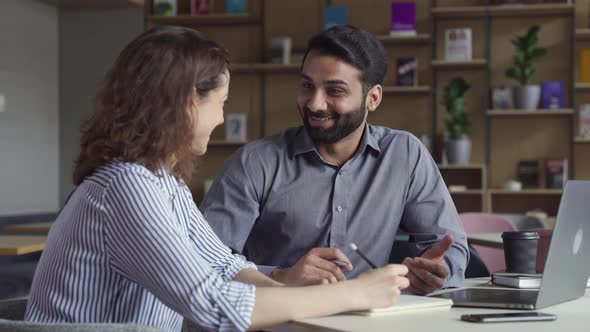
144, 0, 585, 213
147, 14, 260, 25
438, 164, 486, 213
574, 83, 590, 90
448, 189, 484, 195
575, 28, 590, 39
432, 3, 573, 18
376, 34, 431, 45
431, 59, 487, 69
40, 0, 142, 8
431, 6, 487, 18
487, 109, 574, 117
489, 189, 563, 195
382, 86, 431, 95
488, 3, 573, 17
230, 63, 299, 73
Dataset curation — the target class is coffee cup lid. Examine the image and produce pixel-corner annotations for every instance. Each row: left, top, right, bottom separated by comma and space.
501, 231, 540, 240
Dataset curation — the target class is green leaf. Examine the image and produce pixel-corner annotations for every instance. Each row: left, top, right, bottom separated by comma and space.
505, 25, 545, 85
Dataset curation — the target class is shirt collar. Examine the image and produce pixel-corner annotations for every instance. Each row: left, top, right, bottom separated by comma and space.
289, 124, 381, 158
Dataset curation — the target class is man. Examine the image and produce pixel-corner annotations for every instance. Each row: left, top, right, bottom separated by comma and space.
202, 25, 469, 295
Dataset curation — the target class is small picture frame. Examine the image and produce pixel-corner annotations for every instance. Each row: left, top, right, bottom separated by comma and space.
225, 113, 247, 142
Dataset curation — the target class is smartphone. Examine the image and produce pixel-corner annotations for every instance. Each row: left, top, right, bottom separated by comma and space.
460, 312, 557, 323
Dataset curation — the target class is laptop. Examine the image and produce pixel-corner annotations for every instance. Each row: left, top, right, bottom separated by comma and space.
434, 180, 590, 310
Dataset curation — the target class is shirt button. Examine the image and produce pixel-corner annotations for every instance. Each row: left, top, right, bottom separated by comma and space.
337, 206, 343, 212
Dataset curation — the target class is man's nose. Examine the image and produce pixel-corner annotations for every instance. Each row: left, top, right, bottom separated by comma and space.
306, 91, 328, 111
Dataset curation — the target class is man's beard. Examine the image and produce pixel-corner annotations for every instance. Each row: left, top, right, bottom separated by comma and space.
300, 98, 366, 144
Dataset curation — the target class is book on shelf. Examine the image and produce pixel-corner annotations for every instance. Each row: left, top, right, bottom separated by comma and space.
541, 81, 565, 109
225, 0, 246, 14
266, 37, 292, 64
191, 0, 213, 15
395, 57, 417, 86
154, 0, 177, 16
493, 273, 590, 289
580, 49, 590, 83
491, 85, 514, 109
324, 5, 349, 30
347, 294, 453, 316
579, 104, 590, 138
444, 28, 472, 62
390, 2, 416, 36
517, 160, 539, 189
545, 158, 567, 189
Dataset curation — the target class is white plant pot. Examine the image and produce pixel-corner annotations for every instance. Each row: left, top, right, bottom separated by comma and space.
514, 85, 541, 111
446, 137, 471, 165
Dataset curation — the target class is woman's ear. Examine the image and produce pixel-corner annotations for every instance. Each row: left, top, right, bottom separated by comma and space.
366, 85, 382, 112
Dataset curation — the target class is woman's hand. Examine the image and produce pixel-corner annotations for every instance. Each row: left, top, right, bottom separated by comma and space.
350, 264, 410, 310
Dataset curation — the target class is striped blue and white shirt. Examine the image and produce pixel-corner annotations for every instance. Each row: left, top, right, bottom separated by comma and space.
25, 162, 257, 332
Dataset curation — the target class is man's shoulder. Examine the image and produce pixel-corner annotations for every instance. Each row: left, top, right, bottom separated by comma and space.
237, 126, 303, 156
368, 125, 422, 150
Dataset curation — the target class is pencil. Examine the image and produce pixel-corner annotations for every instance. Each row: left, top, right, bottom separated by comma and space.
349, 243, 378, 269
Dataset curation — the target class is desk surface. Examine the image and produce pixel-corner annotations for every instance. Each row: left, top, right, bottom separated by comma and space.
3, 222, 53, 234
468, 233, 503, 249
267, 279, 590, 332
0, 235, 47, 255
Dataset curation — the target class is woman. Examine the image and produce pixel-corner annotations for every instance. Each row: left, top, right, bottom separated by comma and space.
25, 26, 409, 332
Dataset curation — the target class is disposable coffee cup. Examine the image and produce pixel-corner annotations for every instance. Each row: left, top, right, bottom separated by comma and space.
501, 231, 540, 273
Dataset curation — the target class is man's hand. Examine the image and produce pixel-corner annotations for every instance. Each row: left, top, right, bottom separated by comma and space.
270, 247, 353, 286
402, 234, 453, 295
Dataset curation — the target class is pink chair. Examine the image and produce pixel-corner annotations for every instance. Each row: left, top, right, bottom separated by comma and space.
459, 213, 518, 274
532, 228, 553, 273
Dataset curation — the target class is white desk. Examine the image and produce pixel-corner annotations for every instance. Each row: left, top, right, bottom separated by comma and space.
468, 233, 503, 249
267, 278, 590, 332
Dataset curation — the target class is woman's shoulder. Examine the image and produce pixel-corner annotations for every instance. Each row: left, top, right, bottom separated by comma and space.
87, 162, 164, 190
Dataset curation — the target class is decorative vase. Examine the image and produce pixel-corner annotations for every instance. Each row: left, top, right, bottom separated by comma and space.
514, 85, 541, 111
446, 136, 471, 164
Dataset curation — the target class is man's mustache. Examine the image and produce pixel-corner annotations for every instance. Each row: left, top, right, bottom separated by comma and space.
302, 108, 339, 119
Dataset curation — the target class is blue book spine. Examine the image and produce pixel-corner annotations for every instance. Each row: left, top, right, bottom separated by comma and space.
225, 0, 246, 13
324, 5, 349, 29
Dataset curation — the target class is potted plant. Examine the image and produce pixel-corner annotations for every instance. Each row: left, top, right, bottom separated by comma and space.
444, 77, 471, 164
505, 25, 547, 110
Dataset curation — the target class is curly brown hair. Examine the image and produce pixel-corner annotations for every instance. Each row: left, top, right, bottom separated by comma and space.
73, 26, 230, 185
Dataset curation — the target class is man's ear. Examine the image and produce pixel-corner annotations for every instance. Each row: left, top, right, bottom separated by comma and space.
366, 85, 382, 113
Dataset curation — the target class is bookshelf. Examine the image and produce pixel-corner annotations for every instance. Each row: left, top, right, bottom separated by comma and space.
486, 109, 575, 117
431, 59, 487, 69
145, 0, 587, 215
438, 164, 486, 212
382, 86, 431, 95
377, 34, 431, 45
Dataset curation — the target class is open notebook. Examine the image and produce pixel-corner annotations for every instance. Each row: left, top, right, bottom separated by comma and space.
347, 294, 453, 316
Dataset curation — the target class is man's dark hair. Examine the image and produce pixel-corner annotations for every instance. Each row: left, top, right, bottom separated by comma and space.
302, 25, 388, 93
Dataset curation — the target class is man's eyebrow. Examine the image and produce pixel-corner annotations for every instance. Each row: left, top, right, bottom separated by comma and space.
300, 73, 349, 86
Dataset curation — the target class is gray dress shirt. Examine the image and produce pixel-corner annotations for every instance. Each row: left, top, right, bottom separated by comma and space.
201, 124, 469, 287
